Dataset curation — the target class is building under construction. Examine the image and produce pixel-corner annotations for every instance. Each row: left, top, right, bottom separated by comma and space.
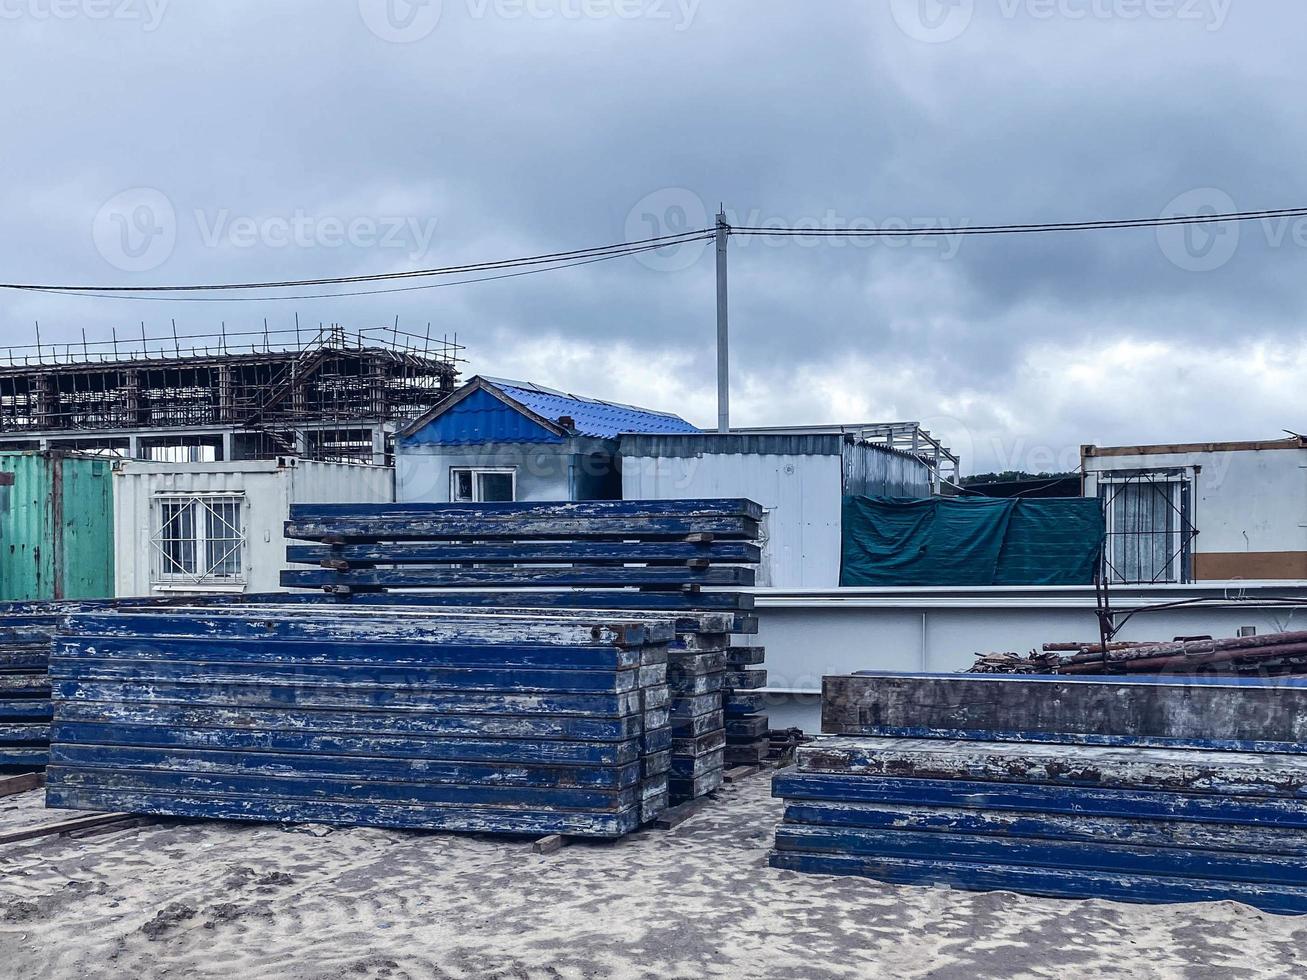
0, 325, 462, 464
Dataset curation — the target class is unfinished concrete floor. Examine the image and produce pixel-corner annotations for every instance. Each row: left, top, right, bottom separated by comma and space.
2, 772, 1305, 979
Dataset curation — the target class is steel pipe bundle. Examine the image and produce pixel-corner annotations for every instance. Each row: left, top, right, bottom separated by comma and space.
971, 631, 1307, 677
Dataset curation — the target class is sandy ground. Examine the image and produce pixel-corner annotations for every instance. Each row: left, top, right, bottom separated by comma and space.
2, 773, 1306, 979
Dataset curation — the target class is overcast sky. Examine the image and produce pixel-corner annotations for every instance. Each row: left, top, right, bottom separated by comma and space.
1, 0, 1302, 472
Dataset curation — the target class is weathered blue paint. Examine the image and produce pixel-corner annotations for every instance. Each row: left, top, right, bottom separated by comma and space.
766, 852, 1307, 916
51, 658, 650, 696
773, 824, 1307, 888
52, 745, 645, 790
724, 694, 765, 715
56, 722, 644, 766
56, 636, 646, 670
48, 608, 673, 837
798, 737, 1307, 798
0, 748, 48, 772
64, 612, 672, 648
0, 699, 52, 720
780, 802, 1307, 856
771, 773, 1307, 828
45, 787, 645, 838
55, 679, 650, 717
57, 700, 659, 742
50, 766, 643, 811
286, 540, 763, 566
281, 565, 756, 589
286, 515, 762, 542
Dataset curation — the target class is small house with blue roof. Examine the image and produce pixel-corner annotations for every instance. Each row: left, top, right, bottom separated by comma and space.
395, 376, 701, 502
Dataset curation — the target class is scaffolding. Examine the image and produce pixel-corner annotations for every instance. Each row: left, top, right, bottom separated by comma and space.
0, 323, 463, 464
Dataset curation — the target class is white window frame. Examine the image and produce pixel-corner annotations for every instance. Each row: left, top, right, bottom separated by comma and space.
450, 467, 517, 502
1098, 469, 1195, 585
150, 491, 248, 589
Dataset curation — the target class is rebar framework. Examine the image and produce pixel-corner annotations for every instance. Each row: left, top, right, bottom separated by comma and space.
0, 324, 462, 464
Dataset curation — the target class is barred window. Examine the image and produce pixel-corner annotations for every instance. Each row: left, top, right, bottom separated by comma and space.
151, 493, 246, 585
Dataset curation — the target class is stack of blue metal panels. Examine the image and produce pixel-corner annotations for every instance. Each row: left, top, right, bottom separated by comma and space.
280, 499, 764, 805
772, 672, 1307, 914
723, 644, 768, 768
46, 607, 673, 838
0, 613, 54, 773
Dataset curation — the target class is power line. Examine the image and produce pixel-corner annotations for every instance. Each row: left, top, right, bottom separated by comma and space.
15, 238, 712, 304
730, 206, 1307, 238
1, 204, 1301, 302
0, 229, 715, 295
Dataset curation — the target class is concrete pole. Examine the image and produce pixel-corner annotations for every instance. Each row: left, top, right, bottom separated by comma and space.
716, 210, 730, 433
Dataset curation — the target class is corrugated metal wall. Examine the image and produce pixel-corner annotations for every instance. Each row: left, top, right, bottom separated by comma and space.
842, 443, 932, 498
621, 451, 844, 588
113, 459, 393, 597
0, 452, 114, 601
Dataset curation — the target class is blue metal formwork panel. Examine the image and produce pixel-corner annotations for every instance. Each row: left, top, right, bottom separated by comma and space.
0, 614, 55, 773
46, 608, 673, 838
769, 729, 1307, 915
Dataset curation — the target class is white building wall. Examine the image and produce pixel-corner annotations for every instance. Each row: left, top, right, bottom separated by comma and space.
113, 458, 393, 597
754, 582, 1307, 731
622, 452, 843, 588
1084, 444, 1307, 579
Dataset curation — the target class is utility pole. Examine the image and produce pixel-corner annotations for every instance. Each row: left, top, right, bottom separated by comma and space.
716, 208, 730, 432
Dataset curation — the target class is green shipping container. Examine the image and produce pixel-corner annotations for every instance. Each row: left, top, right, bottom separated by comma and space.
0, 452, 115, 601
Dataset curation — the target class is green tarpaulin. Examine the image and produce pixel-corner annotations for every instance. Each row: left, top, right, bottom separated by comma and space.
840, 495, 1106, 587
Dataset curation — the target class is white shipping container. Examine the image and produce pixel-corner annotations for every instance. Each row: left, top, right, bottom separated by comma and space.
113, 457, 394, 597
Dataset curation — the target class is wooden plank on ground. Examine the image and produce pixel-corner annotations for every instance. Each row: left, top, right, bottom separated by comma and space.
0, 771, 45, 797
0, 812, 136, 846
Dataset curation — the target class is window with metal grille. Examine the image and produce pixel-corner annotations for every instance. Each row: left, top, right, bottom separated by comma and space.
1098, 471, 1197, 584
151, 493, 246, 585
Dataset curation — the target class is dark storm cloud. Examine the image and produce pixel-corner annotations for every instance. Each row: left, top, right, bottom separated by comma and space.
0, 0, 1303, 470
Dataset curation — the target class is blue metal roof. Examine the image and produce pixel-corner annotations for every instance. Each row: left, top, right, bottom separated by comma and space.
402, 387, 566, 446
400, 377, 700, 446
484, 378, 701, 439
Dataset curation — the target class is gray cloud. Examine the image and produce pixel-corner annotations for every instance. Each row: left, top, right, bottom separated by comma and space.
1, 0, 1304, 471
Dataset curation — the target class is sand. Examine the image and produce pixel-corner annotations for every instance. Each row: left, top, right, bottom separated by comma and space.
2, 774, 1305, 979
